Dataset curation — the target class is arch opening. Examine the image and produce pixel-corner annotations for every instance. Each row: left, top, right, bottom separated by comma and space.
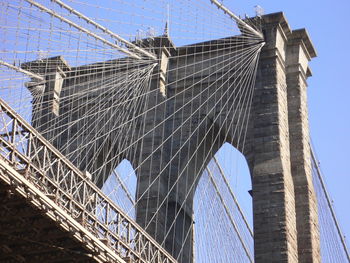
101, 159, 137, 219
193, 142, 253, 263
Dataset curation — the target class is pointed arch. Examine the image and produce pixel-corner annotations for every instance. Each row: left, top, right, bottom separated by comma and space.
102, 159, 137, 218
193, 143, 253, 262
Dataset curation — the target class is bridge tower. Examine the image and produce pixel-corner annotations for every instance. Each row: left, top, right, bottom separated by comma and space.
24, 12, 320, 263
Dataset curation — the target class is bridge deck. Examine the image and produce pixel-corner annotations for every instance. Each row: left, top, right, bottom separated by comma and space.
0, 99, 177, 263
0, 158, 126, 263
0, 180, 97, 263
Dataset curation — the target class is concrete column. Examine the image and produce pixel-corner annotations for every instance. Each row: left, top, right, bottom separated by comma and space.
286, 29, 320, 262
251, 13, 298, 262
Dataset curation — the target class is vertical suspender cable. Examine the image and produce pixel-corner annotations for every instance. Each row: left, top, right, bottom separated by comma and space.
311, 148, 350, 262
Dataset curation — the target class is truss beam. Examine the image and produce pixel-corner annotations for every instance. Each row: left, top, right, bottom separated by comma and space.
0, 98, 177, 263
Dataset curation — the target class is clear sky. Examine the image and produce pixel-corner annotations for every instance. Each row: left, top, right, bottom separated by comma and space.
61, 0, 350, 253
3, 0, 349, 255
104, 0, 350, 249
226, 0, 350, 249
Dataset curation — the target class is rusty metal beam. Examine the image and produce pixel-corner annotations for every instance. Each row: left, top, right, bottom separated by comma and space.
0, 97, 177, 263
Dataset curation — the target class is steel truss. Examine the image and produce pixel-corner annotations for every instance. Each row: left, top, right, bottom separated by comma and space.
0, 98, 177, 263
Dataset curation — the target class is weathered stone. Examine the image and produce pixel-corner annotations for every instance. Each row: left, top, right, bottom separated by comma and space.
25, 12, 320, 263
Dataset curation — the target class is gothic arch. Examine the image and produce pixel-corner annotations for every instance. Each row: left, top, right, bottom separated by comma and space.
193, 143, 253, 262
102, 159, 137, 218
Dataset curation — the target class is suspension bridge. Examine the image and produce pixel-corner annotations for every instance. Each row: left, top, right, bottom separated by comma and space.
0, 0, 349, 262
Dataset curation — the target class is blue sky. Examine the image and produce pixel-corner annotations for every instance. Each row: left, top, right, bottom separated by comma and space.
3, 0, 348, 254
98, 0, 350, 249
226, 0, 350, 249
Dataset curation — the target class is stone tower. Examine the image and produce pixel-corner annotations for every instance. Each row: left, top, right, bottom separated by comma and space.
23, 12, 320, 263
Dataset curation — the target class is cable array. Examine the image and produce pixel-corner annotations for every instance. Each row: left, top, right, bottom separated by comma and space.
311, 148, 350, 262
0, 0, 263, 262
193, 157, 253, 262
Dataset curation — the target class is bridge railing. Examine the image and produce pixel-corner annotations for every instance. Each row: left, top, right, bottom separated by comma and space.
0, 98, 177, 263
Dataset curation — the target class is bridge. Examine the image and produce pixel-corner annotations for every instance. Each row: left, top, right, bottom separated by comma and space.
0, 0, 349, 262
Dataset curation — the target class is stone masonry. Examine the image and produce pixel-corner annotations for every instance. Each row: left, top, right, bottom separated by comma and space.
23, 12, 320, 263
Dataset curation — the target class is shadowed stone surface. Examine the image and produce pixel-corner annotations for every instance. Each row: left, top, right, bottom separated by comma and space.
24, 12, 320, 263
